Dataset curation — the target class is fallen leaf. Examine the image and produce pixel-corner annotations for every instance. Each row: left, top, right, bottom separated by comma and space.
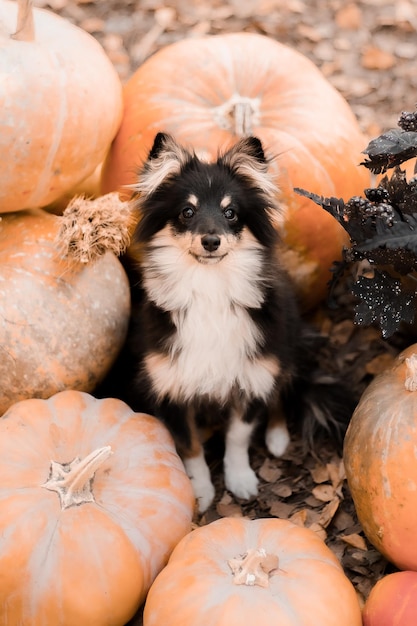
333, 509, 355, 531
269, 500, 295, 519
271, 482, 292, 498
297, 23, 323, 42
340, 533, 368, 550
335, 3, 363, 29
216, 501, 243, 518
361, 45, 396, 70
308, 522, 327, 541
258, 458, 283, 483
304, 494, 323, 507
312, 484, 335, 502
365, 352, 396, 375
289, 508, 308, 527
80, 17, 105, 32
310, 464, 330, 484
327, 458, 346, 493
318, 498, 340, 528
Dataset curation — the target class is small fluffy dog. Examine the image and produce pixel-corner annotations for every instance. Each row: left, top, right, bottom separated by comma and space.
121, 132, 352, 513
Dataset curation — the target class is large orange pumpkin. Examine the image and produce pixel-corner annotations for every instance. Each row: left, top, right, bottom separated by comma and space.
143, 517, 362, 626
0, 208, 130, 415
0, 0, 123, 212
101, 32, 370, 310
343, 344, 417, 570
0, 390, 195, 625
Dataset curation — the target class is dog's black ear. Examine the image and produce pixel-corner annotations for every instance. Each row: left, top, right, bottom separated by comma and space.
236, 136, 266, 164
133, 133, 193, 198
148, 132, 175, 160
219, 136, 277, 201
221, 136, 267, 167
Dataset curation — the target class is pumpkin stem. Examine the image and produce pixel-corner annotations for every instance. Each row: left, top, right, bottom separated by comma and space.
228, 548, 279, 587
405, 354, 417, 391
42, 446, 113, 509
56, 193, 134, 264
213, 95, 261, 137
12, 0, 35, 42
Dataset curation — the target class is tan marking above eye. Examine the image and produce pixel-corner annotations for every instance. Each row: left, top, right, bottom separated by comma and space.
187, 194, 199, 207
220, 194, 232, 208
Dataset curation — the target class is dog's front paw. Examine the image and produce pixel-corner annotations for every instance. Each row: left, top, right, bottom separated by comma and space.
224, 464, 259, 500
183, 454, 215, 513
192, 477, 216, 514
265, 423, 290, 458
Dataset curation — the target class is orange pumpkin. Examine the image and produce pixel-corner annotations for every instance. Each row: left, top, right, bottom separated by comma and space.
0, 0, 123, 212
362, 571, 417, 626
101, 32, 370, 310
143, 517, 362, 626
0, 208, 130, 415
343, 344, 417, 570
0, 390, 195, 625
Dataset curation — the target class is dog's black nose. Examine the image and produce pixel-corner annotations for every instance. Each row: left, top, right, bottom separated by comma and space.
201, 234, 221, 252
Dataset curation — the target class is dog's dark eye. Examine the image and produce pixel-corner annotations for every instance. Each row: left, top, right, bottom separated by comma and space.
223, 207, 237, 221
181, 207, 195, 219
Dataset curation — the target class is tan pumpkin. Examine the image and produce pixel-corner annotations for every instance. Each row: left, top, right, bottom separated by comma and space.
0, 0, 123, 212
0, 390, 195, 625
143, 516, 362, 626
344, 344, 417, 570
101, 32, 370, 310
0, 208, 130, 415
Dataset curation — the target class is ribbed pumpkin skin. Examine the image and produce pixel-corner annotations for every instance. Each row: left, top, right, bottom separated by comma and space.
143, 517, 362, 626
344, 344, 417, 570
362, 571, 417, 626
0, 390, 195, 625
101, 32, 370, 310
0, 209, 130, 415
0, 0, 123, 212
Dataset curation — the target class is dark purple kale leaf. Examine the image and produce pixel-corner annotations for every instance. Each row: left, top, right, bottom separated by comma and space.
294, 108, 417, 337
360, 130, 417, 174
353, 271, 416, 338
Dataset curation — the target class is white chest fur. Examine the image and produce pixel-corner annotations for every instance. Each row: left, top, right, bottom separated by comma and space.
142, 228, 280, 404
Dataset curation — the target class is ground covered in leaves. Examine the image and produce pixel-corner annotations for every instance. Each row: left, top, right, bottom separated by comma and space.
35, 0, 417, 618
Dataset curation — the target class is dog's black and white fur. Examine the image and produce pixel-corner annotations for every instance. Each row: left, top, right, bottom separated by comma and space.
120, 132, 352, 513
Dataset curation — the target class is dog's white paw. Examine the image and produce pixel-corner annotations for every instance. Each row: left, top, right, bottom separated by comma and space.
224, 464, 259, 500
183, 453, 215, 513
265, 423, 290, 457
192, 478, 216, 514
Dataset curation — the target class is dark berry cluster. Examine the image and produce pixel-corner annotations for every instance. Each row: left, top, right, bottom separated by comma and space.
347, 195, 394, 226
398, 110, 417, 132
364, 187, 390, 202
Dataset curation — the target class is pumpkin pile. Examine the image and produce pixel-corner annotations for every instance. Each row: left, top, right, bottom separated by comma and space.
0, 1, 378, 623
